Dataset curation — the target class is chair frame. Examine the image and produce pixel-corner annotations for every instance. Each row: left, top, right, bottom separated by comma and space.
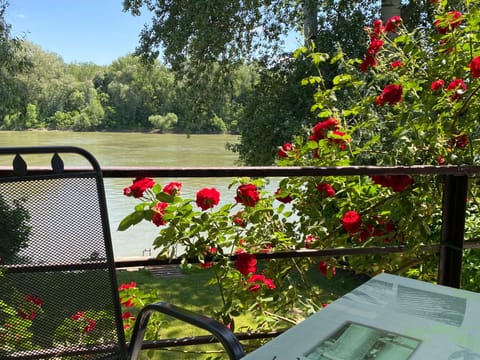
0, 146, 244, 360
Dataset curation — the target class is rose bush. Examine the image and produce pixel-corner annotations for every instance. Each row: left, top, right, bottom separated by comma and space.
121, 1, 480, 334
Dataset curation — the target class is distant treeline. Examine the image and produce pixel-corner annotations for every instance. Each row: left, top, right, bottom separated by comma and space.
3, 42, 261, 134
2, 40, 317, 165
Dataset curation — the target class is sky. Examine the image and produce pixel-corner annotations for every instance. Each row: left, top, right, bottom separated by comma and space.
6, 1, 302, 66
6, 0, 152, 65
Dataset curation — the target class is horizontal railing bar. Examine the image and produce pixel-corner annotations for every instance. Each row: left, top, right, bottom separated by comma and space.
101, 165, 480, 177
139, 330, 285, 350
114, 239, 480, 269
1, 165, 480, 178
114, 245, 434, 268
4, 239, 476, 274
1, 261, 109, 273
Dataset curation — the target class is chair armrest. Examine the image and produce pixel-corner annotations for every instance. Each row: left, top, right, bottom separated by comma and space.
127, 301, 245, 360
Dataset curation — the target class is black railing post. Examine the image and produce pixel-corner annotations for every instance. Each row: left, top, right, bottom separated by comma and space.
438, 175, 468, 288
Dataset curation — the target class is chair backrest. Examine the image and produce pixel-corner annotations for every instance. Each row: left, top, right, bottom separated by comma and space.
0, 147, 127, 359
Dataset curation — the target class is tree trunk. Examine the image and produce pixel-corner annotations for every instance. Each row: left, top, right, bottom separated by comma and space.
303, 0, 318, 46
381, 0, 401, 22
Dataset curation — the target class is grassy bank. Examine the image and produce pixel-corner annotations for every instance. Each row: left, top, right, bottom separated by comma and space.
116, 264, 367, 359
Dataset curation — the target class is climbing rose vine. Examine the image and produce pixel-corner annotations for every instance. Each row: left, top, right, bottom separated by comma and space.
120, 1, 480, 334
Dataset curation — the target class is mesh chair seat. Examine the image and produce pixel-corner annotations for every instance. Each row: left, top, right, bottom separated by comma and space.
0, 146, 244, 360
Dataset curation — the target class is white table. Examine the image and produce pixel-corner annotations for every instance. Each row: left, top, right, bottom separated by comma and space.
243, 273, 480, 359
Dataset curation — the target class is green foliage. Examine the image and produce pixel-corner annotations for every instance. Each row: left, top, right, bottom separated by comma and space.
123, 0, 293, 68
120, 1, 480, 335
0, 0, 30, 123
0, 195, 30, 263
233, 55, 315, 165
53, 309, 115, 347
117, 281, 166, 342
148, 113, 178, 132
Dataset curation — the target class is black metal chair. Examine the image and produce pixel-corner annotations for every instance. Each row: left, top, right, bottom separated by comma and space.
0, 146, 245, 360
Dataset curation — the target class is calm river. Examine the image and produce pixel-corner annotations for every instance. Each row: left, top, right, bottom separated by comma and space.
0, 131, 241, 258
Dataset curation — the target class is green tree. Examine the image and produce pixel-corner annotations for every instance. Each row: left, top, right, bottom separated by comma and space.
123, 0, 397, 67
16, 43, 78, 125
0, 0, 30, 125
93, 56, 175, 129
173, 62, 257, 133
231, 55, 315, 164
0, 196, 30, 263
148, 112, 178, 132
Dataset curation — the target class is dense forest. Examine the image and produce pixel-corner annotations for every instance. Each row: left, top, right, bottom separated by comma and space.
1, 0, 434, 164
1, 41, 259, 135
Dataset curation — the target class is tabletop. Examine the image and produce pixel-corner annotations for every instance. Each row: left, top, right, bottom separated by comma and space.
243, 273, 480, 359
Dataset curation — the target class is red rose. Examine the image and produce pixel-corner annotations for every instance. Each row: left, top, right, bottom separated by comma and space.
247, 274, 276, 291
277, 143, 292, 158
18, 310, 36, 320
367, 39, 384, 55
274, 188, 293, 203
201, 262, 213, 269
85, 319, 96, 333
371, 175, 412, 192
318, 261, 336, 277
196, 187, 220, 210
372, 19, 384, 37
235, 253, 257, 275
469, 56, 480, 78
118, 281, 136, 291
446, 78, 466, 100
26, 294, 44, 307
318, 261, 328, 276
329, 130, 349, 150
311, 118, 339, 141
122, 298, 135, 307
391, 60, 403, 69
316, 182, 336, 197
305, 234, 318, 248
372, 217, 399, 243
122, 311, 135, 320
376, 84, 403, 106
431, 79, 445, 91
235, 184, 260, 207
360, 54, 377, 72
384, 16, 402, 33
451, 134, 468, 148
163, 181, 182, 195
232, 212, 247, 227
388, 175, 413, 192
71, 311, 85, 321
124, 177, 155, 198
434, 11, 462, 34
341, 211, 362, 234
371, 175, 389, 187
359, 223, 375, 242
152, 202, 168, 226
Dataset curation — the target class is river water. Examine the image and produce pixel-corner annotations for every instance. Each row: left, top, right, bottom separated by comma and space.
0, 131, 241, 258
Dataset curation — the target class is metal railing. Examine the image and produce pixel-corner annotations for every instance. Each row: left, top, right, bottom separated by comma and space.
5, 164, 480, 351
99, 164, 480, 350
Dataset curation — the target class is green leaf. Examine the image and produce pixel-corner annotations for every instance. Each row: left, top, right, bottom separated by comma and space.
330, 52, 344, 64
309, 52, 329, 65
333, 74, 353, 86
117, 211, 145, 231
156, 192, 174, 202
317, 110, 333, 118
293, 46, 308, 59
152, 183, 162, 195
134, 202, 149, 211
